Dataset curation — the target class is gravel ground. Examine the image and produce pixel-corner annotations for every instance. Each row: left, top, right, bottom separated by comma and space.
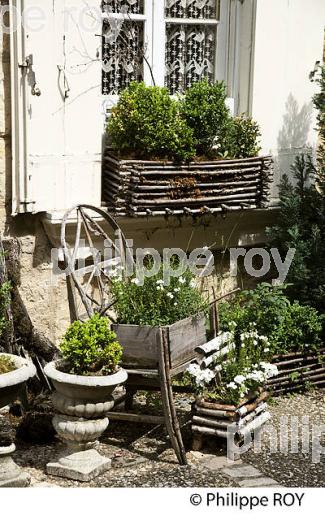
242, 389, 325, 487
7, 389, 325, 487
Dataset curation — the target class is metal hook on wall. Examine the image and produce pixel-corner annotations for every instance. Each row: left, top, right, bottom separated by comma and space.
57, 65, 71, 100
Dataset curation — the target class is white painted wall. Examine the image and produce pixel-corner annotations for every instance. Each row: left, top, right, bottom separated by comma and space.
251, 0, 325, 197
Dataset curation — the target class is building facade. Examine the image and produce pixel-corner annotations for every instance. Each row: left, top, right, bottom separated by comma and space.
0, 0, 325, 342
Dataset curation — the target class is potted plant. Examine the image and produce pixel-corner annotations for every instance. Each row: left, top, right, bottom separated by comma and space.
110, 260, 208, 370
103, 80, 273, 217
0, 353, 36, 487
44, 314, 127, 482
185, 324, 278, 457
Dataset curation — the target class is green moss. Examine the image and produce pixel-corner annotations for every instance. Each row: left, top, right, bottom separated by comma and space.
0, 356, 16, 375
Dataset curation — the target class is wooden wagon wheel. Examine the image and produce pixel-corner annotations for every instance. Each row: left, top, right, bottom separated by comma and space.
60, 205, 134, 323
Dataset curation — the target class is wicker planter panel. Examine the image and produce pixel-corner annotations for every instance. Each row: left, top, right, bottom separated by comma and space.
191, 392, 270, 448
103, 151, 274, 217
268, 350, 325, 395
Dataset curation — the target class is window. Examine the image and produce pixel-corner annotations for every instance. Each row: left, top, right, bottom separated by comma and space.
102, 0, 227, 97
165, 0, 220, 94
102, 1, 146, 95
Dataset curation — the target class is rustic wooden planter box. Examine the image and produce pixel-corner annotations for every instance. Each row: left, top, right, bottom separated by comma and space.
112, 313, 206, 370
103, 150, 273, 217
191, 391, 270, 453
267, 349, 325, 395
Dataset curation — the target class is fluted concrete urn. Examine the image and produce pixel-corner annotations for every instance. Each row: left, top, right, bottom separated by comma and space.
44, 361, 128, 481
0, 354, 36, 487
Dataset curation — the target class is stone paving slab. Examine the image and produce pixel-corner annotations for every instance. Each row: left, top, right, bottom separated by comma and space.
238, 477, 280, 487
223, 464, 262, 479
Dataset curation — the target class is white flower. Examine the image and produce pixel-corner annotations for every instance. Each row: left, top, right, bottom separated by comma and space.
227, 382, 237, 390
186, 364, 215, 388
179, 277, 186, 284
259, 362, 279, 379
131, 278, 141, 286
246, 370, 265, 383
174, 287, 180, 293
156, 279, 164, 286
167, 292, 174, 299
234, 375, 246, 385
264, 348, 270, 353
187, 363, 200, 377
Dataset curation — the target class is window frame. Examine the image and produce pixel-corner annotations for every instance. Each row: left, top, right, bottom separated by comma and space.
102, 0, 234, 107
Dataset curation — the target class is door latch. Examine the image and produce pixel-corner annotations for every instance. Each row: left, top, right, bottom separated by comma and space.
18, 55, 42, 97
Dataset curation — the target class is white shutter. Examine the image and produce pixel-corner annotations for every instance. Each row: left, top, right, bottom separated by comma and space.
10, 0, 102, 214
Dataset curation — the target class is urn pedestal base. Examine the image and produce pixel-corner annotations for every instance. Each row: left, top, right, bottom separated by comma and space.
47, 410, 112, 482
0, 444, 30, 488
47, 449, 111, 482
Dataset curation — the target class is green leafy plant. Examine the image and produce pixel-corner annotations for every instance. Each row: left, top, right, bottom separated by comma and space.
59, 314, 123, 375
108, 80, 262, 162
226, 116, 261, 159
312, 64, 325, 193
108, 81, 196, 162
219, 283, 324, 356
272, 303, 323, 354
110, 260, 208, 326
181, 79, 232, 156
267, 155, 325, 314
0, 280, 11, 340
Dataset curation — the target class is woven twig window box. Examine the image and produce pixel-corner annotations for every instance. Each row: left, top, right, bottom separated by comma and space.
103, 150, 274, 218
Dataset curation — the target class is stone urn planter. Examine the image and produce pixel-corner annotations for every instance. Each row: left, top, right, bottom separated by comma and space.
0, 353, 36, 487
44, 361, 128, 482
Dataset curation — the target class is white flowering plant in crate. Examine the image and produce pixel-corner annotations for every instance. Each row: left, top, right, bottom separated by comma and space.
186, 323, 279, 405
110, 258, 208, 326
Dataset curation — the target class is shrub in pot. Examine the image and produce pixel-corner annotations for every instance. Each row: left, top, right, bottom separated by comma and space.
104, 80, 270, 217
108, 81, 196, 162
0, 353, 36, 487
181, 79, 232, 156
44, 314, 127, 482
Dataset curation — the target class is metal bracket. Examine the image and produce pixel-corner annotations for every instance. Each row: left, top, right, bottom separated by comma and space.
18, 55, 33, 69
